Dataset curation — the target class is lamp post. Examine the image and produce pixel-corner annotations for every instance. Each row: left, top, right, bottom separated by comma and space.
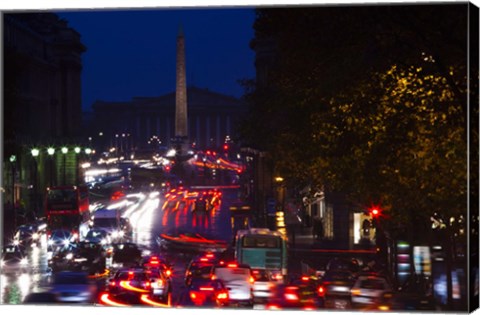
31, 148, 40, 217
47, 147, 55, 187
61, 147, 68, 185
74, 147, 81, 185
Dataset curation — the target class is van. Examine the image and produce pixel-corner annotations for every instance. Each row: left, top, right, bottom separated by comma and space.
91, 209, 131, 241
212, 263, 254, 307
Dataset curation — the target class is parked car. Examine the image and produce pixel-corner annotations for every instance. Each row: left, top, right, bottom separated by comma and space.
49, 271, 97, 304
351, 274, 393, 308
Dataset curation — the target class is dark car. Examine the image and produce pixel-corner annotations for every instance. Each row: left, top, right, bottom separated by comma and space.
107, 268, 153, 303
184, 279, 229, 307
184, 259, 215, 287
13, 224, 40, 249
48, 243, 78, 272
23, 292, 59, 304
70, 241, 107, 274
318, 269, 356, 309
1, 245, 29, 274
266, 275, 323, 310
109, 242, 142, 269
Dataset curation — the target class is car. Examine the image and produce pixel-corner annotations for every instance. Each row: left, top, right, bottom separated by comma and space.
144, 266, 171, 303
47, 229, 76, 252
184, 258, 216, 287
49, 271, 97, 304
185, 278, 229, 307
141, 254, 173, 279
107, 268, 153, 304
351, 275, 393, 308
266, 275, 324, 310
84, 228, 111, 245
318, 269, 356, 309
70, 241, 107, 274
48, 243, 78, 272
108, 242, 142, 269
23, 291, 59, 304
1, 245, 29, 274
211, 262, 254, 307
251, 269, 279, 303
13, 224, 41, 249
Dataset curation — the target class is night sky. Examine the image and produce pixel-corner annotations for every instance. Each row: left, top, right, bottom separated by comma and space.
55, 7, 257, 111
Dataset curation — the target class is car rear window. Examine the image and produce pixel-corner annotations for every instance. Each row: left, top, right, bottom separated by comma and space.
214, 267, 250, 281
359, 279, 386, 290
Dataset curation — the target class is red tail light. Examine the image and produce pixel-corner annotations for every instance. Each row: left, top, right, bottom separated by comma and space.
217, 292, 228, 300
249, 276, 255, 284
166, 269, 172, 277
318, 286, 325, 297
144, 281, 151, 288
227, 263, 237, 268
109, 281, 116, 287
199, 287, 214, 291
285, 293, 299, 301
301, 276, 309, 281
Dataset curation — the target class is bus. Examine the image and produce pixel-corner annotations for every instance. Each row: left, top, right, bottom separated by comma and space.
234, 228, 288, 282
44, 185, 90, 240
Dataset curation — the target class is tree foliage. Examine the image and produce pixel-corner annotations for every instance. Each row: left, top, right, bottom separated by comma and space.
240, 4, 474, 231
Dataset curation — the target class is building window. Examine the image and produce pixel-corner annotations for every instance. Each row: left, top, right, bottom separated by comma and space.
324, 205, 334, 240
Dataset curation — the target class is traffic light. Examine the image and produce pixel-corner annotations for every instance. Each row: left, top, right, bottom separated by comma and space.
223, 144, 229, 151
369, 206, 381, 218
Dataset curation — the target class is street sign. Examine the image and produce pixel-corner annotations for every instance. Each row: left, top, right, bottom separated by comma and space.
267, 198, 276, 216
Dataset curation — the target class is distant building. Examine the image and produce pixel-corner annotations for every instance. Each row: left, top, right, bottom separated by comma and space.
90, 86, 246, 157
3, 13, 86, 215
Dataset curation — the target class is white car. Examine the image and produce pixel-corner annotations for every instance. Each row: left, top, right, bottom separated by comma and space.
351, 275, 392, 307
212, 263, 254, 307
251, 269, 278, 302
49, 271, 97, 303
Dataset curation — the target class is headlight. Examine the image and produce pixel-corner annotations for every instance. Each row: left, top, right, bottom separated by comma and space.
63, 239, 70, 245
48, 240, 54, 245
119, 231, 125, 237
20, 258, 28, 266
32, 233, 39, 240
101, 239, 107, 245
13, 240, 20, 246
66, 253, 73, 260
112, 231, 119, 238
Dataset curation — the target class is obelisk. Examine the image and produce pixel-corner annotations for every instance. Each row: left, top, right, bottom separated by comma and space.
175, 24, 188, 140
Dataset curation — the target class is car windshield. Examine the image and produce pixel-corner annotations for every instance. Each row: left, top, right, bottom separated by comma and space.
214, 267, 250, 281
94, 218, 117, 227
190, 265, 213, 278
51, 230, 71, 239
86, 230, 106, 238
323, 271, 353, 281
116, 271, 148, 281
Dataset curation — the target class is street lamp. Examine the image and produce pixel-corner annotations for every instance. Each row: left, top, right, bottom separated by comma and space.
61, 147, 68, 185
47, 147, 55, 187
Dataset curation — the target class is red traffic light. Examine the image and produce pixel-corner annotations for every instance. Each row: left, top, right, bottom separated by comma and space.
370, 207, 380, 217
223, 144, 229, 150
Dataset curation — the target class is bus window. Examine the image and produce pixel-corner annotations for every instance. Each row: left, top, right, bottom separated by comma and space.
242, 236, 280, 248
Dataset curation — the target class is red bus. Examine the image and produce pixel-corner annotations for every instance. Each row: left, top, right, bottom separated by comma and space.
44, 185, 90, 239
